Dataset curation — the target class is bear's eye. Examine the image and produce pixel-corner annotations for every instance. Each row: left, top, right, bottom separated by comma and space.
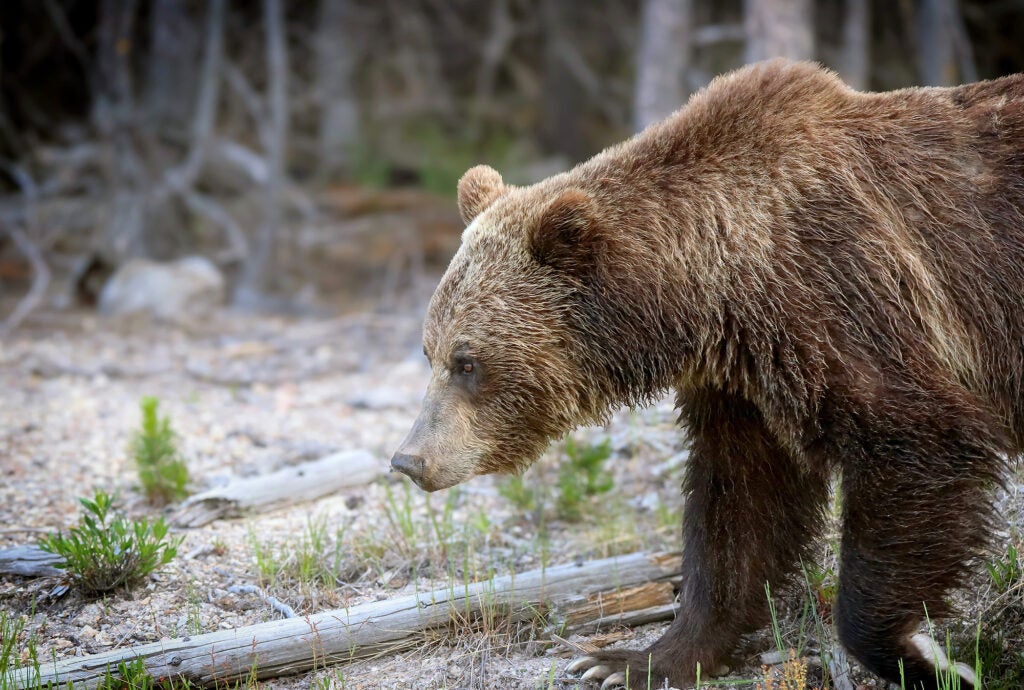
451, 355, 481, 394
452, 356, 477, 378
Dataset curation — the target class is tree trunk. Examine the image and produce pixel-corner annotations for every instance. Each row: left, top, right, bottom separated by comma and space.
95, 0, 146, 261
145, 0, 200, 129
171, 450, 378, 528
236, 0, 289, 304
633, 0, 692, 132
743, 0, 814, 63
539, 0, 587, 163
316, 0, 359, 180
839, 0, 870, 90
917, 0, 957, 86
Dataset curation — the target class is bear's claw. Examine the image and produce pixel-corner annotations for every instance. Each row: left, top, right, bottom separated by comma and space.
580, 664, 613, 681
569, 656, 630, 688
600, 672, 627, 689
566, 656, 599, 674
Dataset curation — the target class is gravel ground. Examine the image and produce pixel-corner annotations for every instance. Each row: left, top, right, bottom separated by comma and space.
1, 307, 1020, 690
0, 307, 689, 689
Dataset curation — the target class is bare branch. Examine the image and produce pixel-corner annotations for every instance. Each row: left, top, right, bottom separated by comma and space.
236, 0, 289, 303
691, 24, 745, 47
1, 165, 50, 334
164, 0, 226, 192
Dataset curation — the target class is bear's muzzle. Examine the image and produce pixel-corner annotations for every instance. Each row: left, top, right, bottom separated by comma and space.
389, 452, 426, 486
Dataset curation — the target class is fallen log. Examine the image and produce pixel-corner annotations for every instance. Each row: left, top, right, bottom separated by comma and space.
172, 450, 378, 527
11, 550, 681, 689
558, 580, 678, 636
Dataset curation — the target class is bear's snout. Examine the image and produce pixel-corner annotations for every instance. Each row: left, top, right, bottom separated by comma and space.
390, 452, 426, 485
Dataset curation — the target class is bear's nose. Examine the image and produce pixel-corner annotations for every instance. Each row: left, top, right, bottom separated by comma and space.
390, 452, 425, 482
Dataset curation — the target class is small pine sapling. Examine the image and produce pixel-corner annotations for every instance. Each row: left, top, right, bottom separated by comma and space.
556, 437, 614, 521
132, 396, 189, 505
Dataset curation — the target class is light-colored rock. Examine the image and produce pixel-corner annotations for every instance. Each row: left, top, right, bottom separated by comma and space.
98, 256, 225, 321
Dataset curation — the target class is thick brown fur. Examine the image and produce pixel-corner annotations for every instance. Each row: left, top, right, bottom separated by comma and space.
392, 60, 1024, 689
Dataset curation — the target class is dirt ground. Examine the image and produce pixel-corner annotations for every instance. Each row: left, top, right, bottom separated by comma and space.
1, 302, 1021, 689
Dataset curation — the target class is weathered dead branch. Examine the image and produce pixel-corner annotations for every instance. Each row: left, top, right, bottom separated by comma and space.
0, 545, 62, 578
1, 165, 51, 335
171, 450, 379, 527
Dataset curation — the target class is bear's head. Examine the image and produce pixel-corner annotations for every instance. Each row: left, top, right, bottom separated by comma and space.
390, 165, 623, 491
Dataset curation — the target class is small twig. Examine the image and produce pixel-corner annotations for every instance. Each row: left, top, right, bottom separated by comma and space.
41, 0, 93, 79
184, 544, 215, 560
228, 584, 297, 619
223, 61, 265, 127
179, 189, 248, 262
471, 0, 515, 129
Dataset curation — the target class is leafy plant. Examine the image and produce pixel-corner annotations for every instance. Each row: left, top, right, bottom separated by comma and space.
556, 437, 614, 521
39, 490, 182, 594
132, 396, 189, 505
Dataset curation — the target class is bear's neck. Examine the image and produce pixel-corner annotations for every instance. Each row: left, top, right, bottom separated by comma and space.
566, 138, 822, 424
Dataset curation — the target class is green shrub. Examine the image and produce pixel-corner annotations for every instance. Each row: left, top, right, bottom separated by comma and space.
556, 437, 614, 521
132, 396, 189, 505
39, 490, 182, 594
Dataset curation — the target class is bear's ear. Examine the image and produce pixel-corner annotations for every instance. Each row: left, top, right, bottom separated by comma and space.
527, 188, 602, 275
457, 165, 505, 225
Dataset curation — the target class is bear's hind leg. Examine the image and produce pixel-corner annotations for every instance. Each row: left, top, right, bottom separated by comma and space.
834, 407, 1003, 690
569, 392, 832, 689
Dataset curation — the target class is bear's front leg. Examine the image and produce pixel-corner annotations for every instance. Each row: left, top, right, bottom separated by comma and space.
569, 392, 832, 689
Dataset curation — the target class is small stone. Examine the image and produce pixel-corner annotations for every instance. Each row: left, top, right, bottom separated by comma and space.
98, 256, 225, 322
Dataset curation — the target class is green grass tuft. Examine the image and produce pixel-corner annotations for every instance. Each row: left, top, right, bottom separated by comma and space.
987, 538, 1022, 594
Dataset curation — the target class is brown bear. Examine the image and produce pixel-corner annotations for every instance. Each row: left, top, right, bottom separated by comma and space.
390, 59, 1024, 690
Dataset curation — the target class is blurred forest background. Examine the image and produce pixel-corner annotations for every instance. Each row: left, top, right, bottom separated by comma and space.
1, 0, 1023, 329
